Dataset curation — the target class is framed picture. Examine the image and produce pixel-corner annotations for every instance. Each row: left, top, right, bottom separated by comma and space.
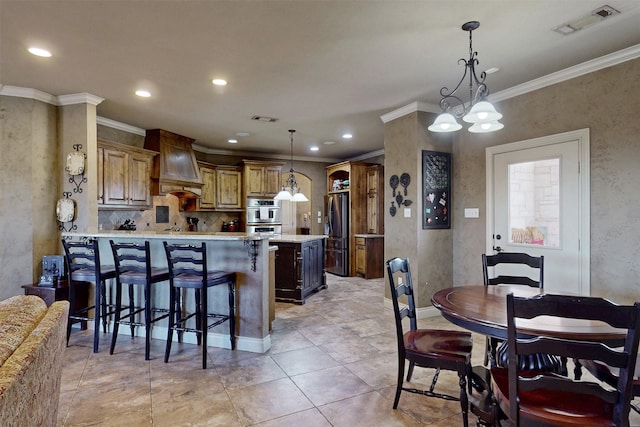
422, 150, 451, 229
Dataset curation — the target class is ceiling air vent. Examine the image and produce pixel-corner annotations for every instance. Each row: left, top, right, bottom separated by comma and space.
251, 115, 279, 123
553, 4, 620, 35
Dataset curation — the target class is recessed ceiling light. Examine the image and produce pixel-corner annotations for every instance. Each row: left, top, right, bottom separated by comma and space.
236, 132, 250, 137
135, 90, 151, 98
485, 67, 500, 74
310, 146, 319, 151
28, 47, 51, 57
323, 141, 336, 145
228, 139, 238, 144
342, 133, 353, 139
212, 79, 227, 86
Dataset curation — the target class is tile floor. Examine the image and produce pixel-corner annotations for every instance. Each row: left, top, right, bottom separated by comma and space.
57, 274, 640, 426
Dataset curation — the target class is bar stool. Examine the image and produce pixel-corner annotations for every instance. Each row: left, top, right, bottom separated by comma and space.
62, 238, 116, 353
163, 241, 236, 369
109, 240, 171, 360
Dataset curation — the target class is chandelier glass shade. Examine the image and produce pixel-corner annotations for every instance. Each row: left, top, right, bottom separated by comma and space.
428, 21, 503, 133
274, 130, 308, 202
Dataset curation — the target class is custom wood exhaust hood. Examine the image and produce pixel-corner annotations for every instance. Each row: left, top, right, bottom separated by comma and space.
144, 129, 203, 198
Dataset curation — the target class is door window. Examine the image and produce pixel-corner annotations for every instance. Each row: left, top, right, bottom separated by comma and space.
508, 158, 560, 248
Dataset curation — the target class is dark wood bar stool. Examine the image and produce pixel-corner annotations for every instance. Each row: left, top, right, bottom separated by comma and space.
62, 238, 116, 353
109, 240, 171, 360
163, 241, 236, 369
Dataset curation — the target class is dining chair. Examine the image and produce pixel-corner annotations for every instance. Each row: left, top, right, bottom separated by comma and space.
490, 293, 640, 427
62, 238, 116, 353
386, 257, 473, 427
163, 241, 236, 369
482, 252, 543, 367
578, 358, 640, 415
109, 240, 171, 360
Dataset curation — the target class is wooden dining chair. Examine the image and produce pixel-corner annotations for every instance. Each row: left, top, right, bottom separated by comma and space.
482, 252, 543, 367
490, 293, 640, 427
578, 358, 640, 415
386, 257, 473, 427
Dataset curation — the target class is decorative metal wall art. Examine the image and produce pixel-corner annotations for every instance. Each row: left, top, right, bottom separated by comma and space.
422, 151, 451, 229
389, 173, 412, 217
58, 144, 85, 232
66, 144, 87, 193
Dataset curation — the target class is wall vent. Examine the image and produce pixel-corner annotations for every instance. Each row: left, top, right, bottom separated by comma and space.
553, 4, 620, 35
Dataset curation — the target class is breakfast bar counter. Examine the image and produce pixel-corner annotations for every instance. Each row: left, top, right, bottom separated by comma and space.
62, 231, 273, 353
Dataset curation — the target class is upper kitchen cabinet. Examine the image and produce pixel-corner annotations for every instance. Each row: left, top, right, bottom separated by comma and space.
181, 162, 243, 212
366, 165, 384, 234
243, 160, 284, 197
143, 129, 203, 197
98, 140, 157, 209
198, 162, 217, 210
216, 166, 243, 210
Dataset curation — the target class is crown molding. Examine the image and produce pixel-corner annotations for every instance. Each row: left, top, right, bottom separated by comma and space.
0, 86, 106, 106
349, 148, 385, 162
0, 85, 57, 104
380, 101, 439, 123
97, 116, 146, 136
491, 43, 640, 103
192, 143, 340, 164
58, 93, 104, 106
382, 43, 640, 122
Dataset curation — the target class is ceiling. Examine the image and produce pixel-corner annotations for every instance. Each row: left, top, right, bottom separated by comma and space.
1, 1, 639, 162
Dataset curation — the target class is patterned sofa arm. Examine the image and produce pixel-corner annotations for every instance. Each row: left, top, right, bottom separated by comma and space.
0, 296, 69, 427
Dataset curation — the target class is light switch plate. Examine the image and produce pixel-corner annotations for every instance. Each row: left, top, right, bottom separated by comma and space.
404, 208, 411, 218
464, 208, 480, 218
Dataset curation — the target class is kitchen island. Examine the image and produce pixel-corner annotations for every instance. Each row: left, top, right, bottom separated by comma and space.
61, 231, 273, 353
270, 235, 327, 304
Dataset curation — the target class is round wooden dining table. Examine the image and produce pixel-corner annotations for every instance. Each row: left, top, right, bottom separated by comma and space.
431, 285, 626, 343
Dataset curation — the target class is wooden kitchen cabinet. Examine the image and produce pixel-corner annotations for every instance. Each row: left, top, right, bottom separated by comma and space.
98, 140, 157, 209
326, 161, 370, 276
198, 163, 217, 209
355, 235, 384, 279
181, 162, 244, 212
273, 238, 326, 304
216, 166, 242, 209
366, 165, 384, 234
243, 160, 284, 197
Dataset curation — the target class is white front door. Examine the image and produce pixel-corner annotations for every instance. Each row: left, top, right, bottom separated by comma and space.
486, 129, 590, 295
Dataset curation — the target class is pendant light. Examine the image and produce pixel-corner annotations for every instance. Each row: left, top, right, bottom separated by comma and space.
428, 21, 503, 133
274, 130, 308, 202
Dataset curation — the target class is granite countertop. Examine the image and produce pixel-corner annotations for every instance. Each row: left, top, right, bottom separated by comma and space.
354, 234, 384, 238
62, 231, 267, 241
62, 231, 329, 242
269, 235, 327, 243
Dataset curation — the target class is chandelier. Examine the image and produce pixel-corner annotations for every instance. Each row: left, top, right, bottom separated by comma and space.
428, 21, 503, 133
274, 130, 308, 202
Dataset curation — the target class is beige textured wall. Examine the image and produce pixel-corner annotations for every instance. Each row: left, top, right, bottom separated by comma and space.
451, 58, 640, 303
383, 112, 454, 307
0, 96, 58, 299
59, 103, 98, 234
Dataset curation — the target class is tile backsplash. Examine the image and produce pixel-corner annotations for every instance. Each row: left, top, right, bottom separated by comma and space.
98, 195, 241, 232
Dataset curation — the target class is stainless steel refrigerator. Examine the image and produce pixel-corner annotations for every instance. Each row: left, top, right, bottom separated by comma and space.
325, 193, 349, 276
